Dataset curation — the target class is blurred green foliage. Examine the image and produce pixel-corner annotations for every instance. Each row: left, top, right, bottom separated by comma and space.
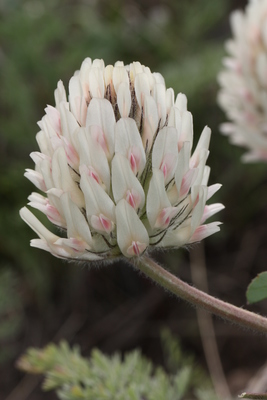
0, 268, 23, 363
17, 330, 218, 400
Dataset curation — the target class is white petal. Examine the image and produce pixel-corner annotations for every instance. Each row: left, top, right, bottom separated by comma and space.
32, 237, 86, 260
86, 98, 115, 159
92, 59, 105, 69
56, 237, 103, 260
192, 149, 209, 187
45, 105, 61, 135
179, 111, 193, 148
146, 169, 171, 229
117, 82, 131, 118
30, 151, 49, 167
39, 158, 54, 190
154, 206, 179, 229
28, 192, 64, 227
219, 123, 235, 135
230, 10, 245, 39
129, 61, 143, 82
175, 93, 187, 112
190, 186, 208, 234
79, 57, 92, 96
69, 76, 82, 113
104, 65, 116, 102
60, 193, 92, 246
135, 73, 150, 108
28, 192, 47, 205
189, 222, 222, 243
166, 88, 174, 114
90, 214, 114, 234
30, 238, 56, 254
80, 171, 115, 232
190, 126, 211, 168
168, 106, 182, 141
152, 126, 178, 183
262, 17, 267, 48
69, 76, 83, 123
207, 184, 222, 200
201, 166, 211, 186
78, 127, 110, 192
175, 141, 191, 194
114, 117, 146, 175
59, 102, 80, 151
36, 130, 53, 157
104, 64, 114, 87
256, 53, 267, 88
153, 72, 165, 84
159, 225, 192, 248
61, 136, 79, 168
179, 168, 198, 198
24, 169, 46, 192
112, 153, 145, 211
20, 207, 59, 243
143, 66, 154, 90
113, 66, 129, 93
52, 147, 84, 208
142, 95, 159, 151
115, 199, 149, 257
153, 82, 166, 127
201, 203, 225, 224
30, 238, 71, 258
79, 57, 92, 74
54, 80, 67, 109
89, 66, 105, 98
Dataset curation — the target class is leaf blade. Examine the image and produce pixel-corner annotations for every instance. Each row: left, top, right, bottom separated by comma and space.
246, 272, 267, 304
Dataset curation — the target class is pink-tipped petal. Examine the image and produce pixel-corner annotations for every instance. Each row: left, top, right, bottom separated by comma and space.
201, 203, 225, 224
116, 199, 149, 258
127, 241, 147, 256
179, 168, 198, 197
189, 222, 222, 243
91, 214, 114, 234
155, 206, 178, 229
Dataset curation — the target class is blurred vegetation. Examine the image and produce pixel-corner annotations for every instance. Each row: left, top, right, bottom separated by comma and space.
17, 331, 218, 400
0, 268, 23, 364
1, 0, 267, 397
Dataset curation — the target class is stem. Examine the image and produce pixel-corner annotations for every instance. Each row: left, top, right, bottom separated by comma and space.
134, 255, 267, 334
239, 393, 267, 399
190, 244, 231, 399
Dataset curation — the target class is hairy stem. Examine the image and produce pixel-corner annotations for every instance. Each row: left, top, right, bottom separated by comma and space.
134, 254, 267, 334
239, 393, 267, 399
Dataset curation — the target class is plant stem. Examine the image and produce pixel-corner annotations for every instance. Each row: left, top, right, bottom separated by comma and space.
190, 244, 231, 399
239, 393, 267, 399
134, 254, 267, 334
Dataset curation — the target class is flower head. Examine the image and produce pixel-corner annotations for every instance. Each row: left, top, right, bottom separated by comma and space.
20, 58, 223, 262
218, 0, 267, 162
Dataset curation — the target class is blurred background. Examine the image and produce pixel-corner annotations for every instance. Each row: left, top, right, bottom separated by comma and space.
1, 0, 267, 398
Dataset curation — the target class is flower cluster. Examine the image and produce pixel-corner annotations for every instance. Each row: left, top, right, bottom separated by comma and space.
218, 0, 267, 162
20, 58, 223, 262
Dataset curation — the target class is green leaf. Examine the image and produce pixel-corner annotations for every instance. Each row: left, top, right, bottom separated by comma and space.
246, 272, 267, 304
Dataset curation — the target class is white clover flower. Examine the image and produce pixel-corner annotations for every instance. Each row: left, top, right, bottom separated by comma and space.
20, 58, 223, 262
218, 0, 267, 162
